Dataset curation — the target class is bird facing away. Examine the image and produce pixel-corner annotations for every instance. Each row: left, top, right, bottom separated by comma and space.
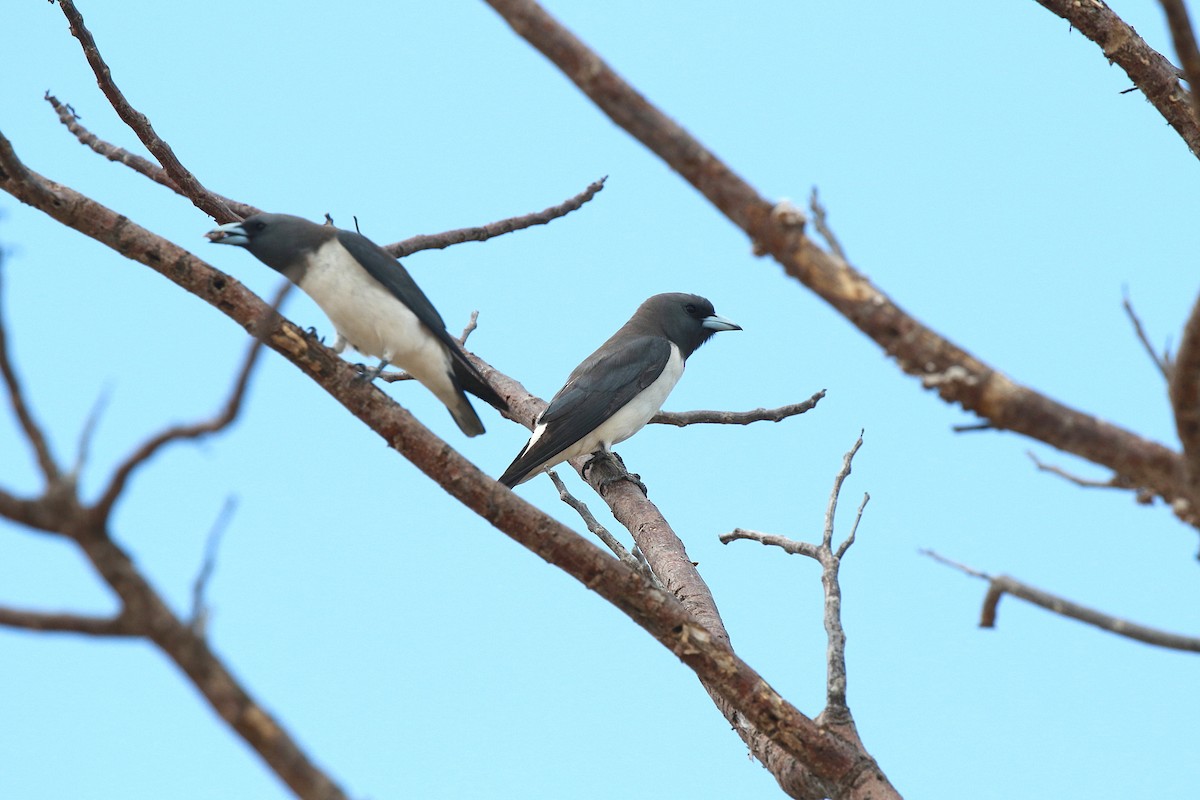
207, 212, 507, 437
499, 292, 741, 488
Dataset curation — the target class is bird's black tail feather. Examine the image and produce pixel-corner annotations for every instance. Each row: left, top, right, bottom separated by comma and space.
451, 355, 508, 413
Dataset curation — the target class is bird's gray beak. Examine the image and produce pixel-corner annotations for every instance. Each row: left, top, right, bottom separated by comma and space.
702, 314, 742, 332
205, 221, 249, 246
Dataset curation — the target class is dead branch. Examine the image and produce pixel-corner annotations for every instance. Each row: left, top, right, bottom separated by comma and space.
0, 606, 139, 636
0, 257, 59, 482
921, 549, 1200, 653
547, 469, 657, 584
809, 188, 847, 262
653, 390, 824, 427
1030, 0, 1200, 159
56, 0, 237, 221
91, 282, 282, 523
1171, 288, 1200, 509
384, 175, 607, 258
0, 133, 872, 800
1158, 0, 1200, 126
190, 496, 238, 636
45, 93, 260, 221
1122, 289, 1172, 379
721, 433, 871, 718
482, 0, 1191, 529
1027, 450, 1132, 490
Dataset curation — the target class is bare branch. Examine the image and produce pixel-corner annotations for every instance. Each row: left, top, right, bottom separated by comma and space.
0, 137, 875, 797
190, 496, 238, 636
385, 176, 606, 258
1122, 288, 1172, 379
55, 0, 237, 221
1030, 0, 1200, 159
547, 470, 656, 584
92, 283, 282, 522
0, 255, 60, 482
653, 390, 825, 427
70, 387, 110, 479
721, 433, 871, 722
0, 606, 139, 637
482, 0, 1190, 530
1158, 0, 1200, 125
1027, 450, 1132, 491
809, 188, 847, 262
921, 549, 1200, 653
1172, 279, 1200, 510
45, 94, 260, 220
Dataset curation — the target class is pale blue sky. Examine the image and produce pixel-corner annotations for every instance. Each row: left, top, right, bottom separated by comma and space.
3, 1, 1198, 798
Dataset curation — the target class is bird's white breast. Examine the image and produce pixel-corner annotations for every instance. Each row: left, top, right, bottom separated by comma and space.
532, 343, 685, 467
297, 239, 454, 395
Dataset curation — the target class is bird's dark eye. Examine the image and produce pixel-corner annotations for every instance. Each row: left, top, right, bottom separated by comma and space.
684, 303, 698, 315
252, 221, 267, 232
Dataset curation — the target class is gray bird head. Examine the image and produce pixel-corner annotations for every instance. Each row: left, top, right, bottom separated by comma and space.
635, 292, 741, 358
206, 213, 331, 278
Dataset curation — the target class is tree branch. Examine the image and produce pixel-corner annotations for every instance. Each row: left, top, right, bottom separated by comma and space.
0, 606, 139, 636
91, 285, 279, 523
721, 433, 870, 717
384, 175, 607, 258
0, 254, 60, 482
0, 132, 883, 799
1158, 0, 1200, 125
55, 0, 237, 222
653, 390, 824, 427
482, 0, 1191, 528
1123, 288, 1172, 380
1171, 286, 1200, 511
921, 549, 1200, 653
1030, 0, 1200, 159
45, 93, 260, 221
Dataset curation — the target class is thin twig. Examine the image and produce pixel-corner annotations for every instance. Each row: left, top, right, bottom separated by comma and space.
44, 94, 261, 221
721, 432, 869, 717
921, 549, 1200, 653
1026, 450, 1129, 490
70, 387, 111, 479
1158, 0, 1200, 125
547, 470, 655, 583
653, 390, 825, 427
0, 254, 60, 481
385, 176, 607, 258
91, 283, 287, 521
0, 606, 138, 636
809, 188, 847, 262
56, 0, 237, 222
190, 496, 238, 636
1122, 288, 1172, 379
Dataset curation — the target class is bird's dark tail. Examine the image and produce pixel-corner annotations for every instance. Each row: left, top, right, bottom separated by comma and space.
446, 390, 487, 438
451, 356, 509, 414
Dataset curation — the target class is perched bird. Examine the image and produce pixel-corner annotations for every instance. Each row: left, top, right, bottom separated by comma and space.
207, 212, 506, 437
499, 292, 740, 488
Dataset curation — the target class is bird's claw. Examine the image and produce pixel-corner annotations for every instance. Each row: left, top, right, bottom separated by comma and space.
584, 451, 648, 497
303, 326, 325, 344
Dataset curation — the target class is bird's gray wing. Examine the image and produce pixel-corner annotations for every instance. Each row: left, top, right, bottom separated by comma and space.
336, 229, 506, 410
502, 336, 670, 483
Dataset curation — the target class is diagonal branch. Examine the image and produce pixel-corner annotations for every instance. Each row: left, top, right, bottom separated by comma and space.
0, 254, 60, 482
482, 0, 1191, 527
384, 175, 607, 257
652, 390, 825, 427
1029, 0, 1200, 159
0, 131, 885, 800
1170, 288, 1200, 508
55, 0, 237, 222
91, 282, 284, 522
1158, 0, 1200, 125
45, 93, 261, 221
922, 549, 1200, 653
0, 606, 139, 636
